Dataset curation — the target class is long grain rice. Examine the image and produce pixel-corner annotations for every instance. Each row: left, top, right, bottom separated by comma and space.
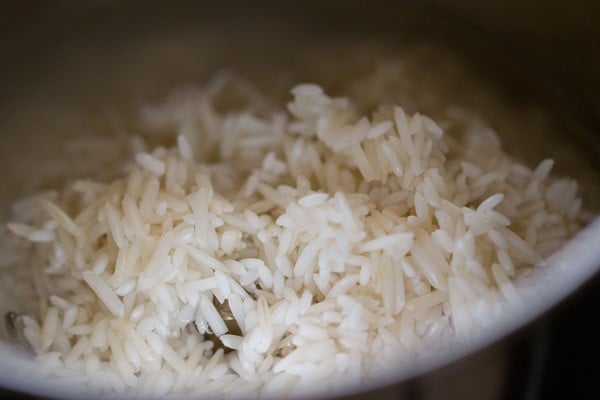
0, 64, 587, 399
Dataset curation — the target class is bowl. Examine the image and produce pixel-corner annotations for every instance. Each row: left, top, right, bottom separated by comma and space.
0, 2, 598, 399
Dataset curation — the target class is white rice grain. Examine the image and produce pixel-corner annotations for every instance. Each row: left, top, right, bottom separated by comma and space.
82, 272, 125, 318
200, 295, 228, 337
136, 153, 166, 176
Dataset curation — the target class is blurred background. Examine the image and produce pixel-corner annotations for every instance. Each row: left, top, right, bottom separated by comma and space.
1, 0, 598, 113
0, 1, 598, 399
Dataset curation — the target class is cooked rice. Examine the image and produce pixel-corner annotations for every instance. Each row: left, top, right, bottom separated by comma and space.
0, 65, 585, 398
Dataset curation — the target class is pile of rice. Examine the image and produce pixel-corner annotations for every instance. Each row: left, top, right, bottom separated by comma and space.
0, 70, 583, 398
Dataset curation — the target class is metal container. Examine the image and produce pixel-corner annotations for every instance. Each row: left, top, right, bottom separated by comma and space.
0, 2, 598, 399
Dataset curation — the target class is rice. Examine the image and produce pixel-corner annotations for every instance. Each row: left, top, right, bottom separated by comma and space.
0, 62, 587, 398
